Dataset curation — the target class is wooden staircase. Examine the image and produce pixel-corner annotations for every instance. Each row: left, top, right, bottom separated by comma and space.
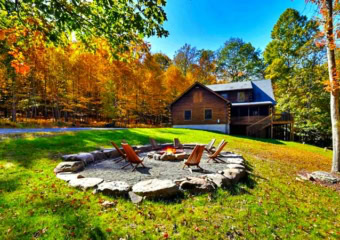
246, 115, 272, 137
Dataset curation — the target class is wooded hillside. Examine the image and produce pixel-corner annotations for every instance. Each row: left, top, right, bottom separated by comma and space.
0, 3, 337, 146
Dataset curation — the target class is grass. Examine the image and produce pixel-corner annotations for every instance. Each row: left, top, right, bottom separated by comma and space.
0, 128, 339, 239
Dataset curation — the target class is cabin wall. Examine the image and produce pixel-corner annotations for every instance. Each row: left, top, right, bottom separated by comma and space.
171, 85, 229, 133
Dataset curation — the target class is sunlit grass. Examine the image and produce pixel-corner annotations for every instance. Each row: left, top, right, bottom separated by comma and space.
0, 128, 339, 239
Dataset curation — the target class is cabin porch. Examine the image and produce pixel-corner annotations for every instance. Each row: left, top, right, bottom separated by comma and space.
230, 105, 294, 140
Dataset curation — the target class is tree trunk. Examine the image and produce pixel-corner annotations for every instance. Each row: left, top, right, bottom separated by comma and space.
325, 0, 339, 172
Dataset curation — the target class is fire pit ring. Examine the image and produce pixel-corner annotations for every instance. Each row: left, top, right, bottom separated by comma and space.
147, 146, 190, 161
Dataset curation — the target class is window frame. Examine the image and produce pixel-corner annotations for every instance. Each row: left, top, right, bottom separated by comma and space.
204, 109, 213, 120
184, 110, 192, 121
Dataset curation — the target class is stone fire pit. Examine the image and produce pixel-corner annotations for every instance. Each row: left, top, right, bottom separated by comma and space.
147, 148, 190, 161
54, 142, 249, 203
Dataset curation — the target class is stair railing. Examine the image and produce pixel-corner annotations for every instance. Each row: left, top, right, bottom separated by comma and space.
246, 115, 272, 136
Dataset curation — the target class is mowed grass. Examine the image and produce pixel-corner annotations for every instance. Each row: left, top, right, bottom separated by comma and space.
0, 128, 339, 239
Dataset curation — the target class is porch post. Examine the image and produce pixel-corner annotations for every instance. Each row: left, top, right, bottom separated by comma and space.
270, 106, 273, 139
248, 107, 250, 123
290, 121, 294, 141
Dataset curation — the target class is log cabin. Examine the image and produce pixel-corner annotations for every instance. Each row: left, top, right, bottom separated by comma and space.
170, 80, 294, 140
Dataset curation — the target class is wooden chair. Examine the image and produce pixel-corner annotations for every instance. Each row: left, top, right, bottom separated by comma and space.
111, 141, 126, 163
173, 138, 184, 149
150, 138, 161, 150
210, 139, 225, 153
208, 141, 228, 163
121, 143, 146, 171
204, 139, 216, 153
183, 145, 205, 170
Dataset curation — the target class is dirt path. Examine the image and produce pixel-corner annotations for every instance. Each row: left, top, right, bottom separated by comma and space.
0, 127, 124, 135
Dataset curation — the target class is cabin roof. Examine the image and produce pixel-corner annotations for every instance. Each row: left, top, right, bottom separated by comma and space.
206, 81, 252, 91
170, 79, 276, 107
170, 81, 230, 107
251, 80, 276, 104
207, 79, 276, 104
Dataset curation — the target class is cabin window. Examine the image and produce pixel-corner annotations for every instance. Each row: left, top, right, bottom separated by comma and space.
184, 110, 192, 120
205, 109, 212, 120
237, 92, 246, 102
221, 93, 228, 99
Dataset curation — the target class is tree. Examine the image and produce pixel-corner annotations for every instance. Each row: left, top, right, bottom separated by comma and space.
264, 8, 331, 145
216, 38, 265, 82
1, 0, 168, 52
153, 53, 172, 71
307, 0, 339, 172
189, 50, 217, 84
173, 44, 199, 76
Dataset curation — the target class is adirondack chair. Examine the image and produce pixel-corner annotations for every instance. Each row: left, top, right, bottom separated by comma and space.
204, 139, 216, 153
111, 141, 126, 163
210, 139, 225, 154
208, 141, 228, 163
183, 145, 205, 170
150, 138, 161, 150
121, 143, 146, 171
173, 138, 184, 149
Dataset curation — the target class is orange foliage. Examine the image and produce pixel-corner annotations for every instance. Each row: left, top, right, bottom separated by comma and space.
0, 26, 199, 124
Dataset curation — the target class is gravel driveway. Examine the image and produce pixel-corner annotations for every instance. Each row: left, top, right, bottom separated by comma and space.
0, 127, 124, 135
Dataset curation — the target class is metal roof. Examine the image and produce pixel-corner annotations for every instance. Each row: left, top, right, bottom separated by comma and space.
206, 81, 252, 91
206, 79, 276, 105
251, 80, 276, 104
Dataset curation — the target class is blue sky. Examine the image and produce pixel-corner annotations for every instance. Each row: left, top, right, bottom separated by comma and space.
146, 0, 318, 58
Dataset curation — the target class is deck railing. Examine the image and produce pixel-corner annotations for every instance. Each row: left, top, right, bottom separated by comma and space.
231, 113, 293, 125
231, 116, 267, 125
272, 113, 294, 122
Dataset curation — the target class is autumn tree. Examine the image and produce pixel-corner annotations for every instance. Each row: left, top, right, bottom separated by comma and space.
153, 53, 172, 71
1, 0, 168, 52
173, 44, 199, 76
216, 38, 265, 82
189, 50, 217, 85
307, 0, 339, 172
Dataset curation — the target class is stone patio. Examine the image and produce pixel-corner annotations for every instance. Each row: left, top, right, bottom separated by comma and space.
77, 151, 240, 184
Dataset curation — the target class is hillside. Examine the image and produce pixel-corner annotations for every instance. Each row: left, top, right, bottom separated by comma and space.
0, 128, 338, 239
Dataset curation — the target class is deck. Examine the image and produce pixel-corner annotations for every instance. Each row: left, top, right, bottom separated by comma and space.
231, 114, 293, 125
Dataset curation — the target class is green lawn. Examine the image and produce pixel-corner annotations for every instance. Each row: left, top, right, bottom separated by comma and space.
0, 128, 339, 239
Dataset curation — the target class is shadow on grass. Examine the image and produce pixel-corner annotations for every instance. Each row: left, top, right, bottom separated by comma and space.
89, 227, 107, 240
1, 129, 172, 168
0, 177, 20, 196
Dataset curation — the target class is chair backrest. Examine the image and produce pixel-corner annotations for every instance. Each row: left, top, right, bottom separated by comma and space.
122, 143, 142, 164
206, 139, 216, 150
111, 142, 125, 157
211, 141, 227, 157
150, 138, 159, 149
174, 138, 182, 148
216, 139, 225, 151
185, 145, 205, 165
